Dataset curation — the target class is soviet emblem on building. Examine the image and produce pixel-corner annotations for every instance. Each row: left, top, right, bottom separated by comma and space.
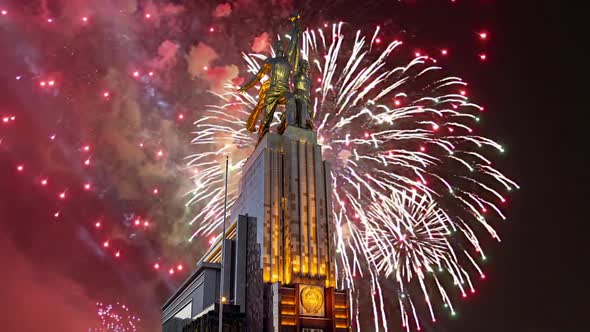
300, 286, 325, 317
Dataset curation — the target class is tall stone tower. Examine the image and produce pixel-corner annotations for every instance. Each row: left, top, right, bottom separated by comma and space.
162, 106, 351, 332
162, 14, 350, 332
231, 126, 350, 331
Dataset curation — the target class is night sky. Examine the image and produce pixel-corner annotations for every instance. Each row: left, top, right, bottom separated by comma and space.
0, 1, 583, 331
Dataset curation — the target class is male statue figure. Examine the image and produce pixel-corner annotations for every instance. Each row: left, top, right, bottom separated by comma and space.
293, 59, 313, 129
239, 15, 302, 140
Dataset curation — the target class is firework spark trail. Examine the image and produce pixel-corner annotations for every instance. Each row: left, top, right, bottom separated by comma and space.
357, 191, 476, 331
89, 302, 140, 332
186, 24, 517, 329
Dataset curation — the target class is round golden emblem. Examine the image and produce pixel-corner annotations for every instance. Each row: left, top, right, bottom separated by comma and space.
300, 286, 324, 314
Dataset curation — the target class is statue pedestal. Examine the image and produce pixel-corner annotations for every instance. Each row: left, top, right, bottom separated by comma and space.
229, 127, 351, 331
282, 126, 317, 145
232, 127, 334, 287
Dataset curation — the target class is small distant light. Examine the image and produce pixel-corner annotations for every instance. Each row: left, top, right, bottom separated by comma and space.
133, 71, 140, 77
364, 132, 370, 138
50, 134, 56, 140
83, 145, 91, 152
1, 10, 7, 16
375, 37, 381, 44
153, 188, 159, 195
168, 268, 175, 275
176, 264, 183, 271
41, 179, 48, 186
54, 211, 60, 218
40, 81, 46, 87
324, 23, 328, 28
84, 183, 91, 190
459, 90, 466, 96
479, 53, 487, 61
48, 80, 55, 86
143, 221, 149, 227
47, 18, 53, 23
415, 51, 421, 57
479, 31, 488, 40
103, 241, 109, 248
203, 66, 208, 71
59, 192, 66, 199
394, 99, 401, 106
134, 219, 141, 226
148, 71, 154, 77
145, 13, 151, 19
154, 263, 160, 270
441, 49, 448, 55
177, 113, 184, 120
115, 251, 120, 258
16, 76, 22, 80
2, 117, 9, 123
420, 146, 426, 152
82, 16, 88, 22
95, 221, 101, 228
156, 150, 163, 158
221, 297, 227, 303
432, 124, 439, 131
209, 27, 214, 32
84, 158, 91, 166
16, 165, 24, 172
103, 91, 110, 98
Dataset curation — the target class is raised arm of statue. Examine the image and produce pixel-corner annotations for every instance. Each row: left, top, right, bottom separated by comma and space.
287, 13, 302, 74
238, 62, 271, 92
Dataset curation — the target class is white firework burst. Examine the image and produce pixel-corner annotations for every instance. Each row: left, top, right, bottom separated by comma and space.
185, 23, 517, 330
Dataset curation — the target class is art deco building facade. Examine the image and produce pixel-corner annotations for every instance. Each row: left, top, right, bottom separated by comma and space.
162, 127, 350, 332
